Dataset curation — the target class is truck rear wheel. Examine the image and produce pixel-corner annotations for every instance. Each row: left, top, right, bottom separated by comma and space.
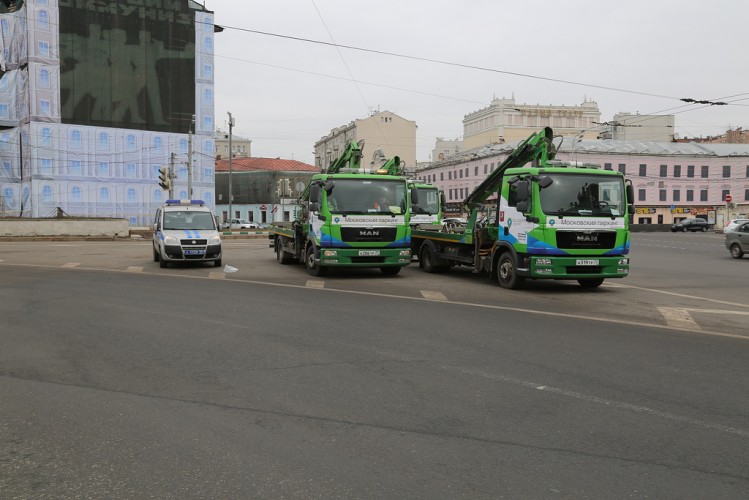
497, 253, 524, 290
276, 238, 293, 264
420, 244, 449, 273
578, 278, 604, 288
304, 244, 327, 277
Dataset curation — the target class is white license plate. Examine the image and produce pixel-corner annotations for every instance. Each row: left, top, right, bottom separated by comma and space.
576, 259, 599, 266
358, 250, 380, 256
184, 249, 205, 255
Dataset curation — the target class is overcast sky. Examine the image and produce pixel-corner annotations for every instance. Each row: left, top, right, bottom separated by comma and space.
208, 0, 748, 165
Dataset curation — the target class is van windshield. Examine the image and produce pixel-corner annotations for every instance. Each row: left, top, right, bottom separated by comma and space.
164, 211, 215, 230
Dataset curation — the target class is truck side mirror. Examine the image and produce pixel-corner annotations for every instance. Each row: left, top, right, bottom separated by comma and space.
515, 180, 530, 202
440, 191, 446, 208
626, 183, 635, 204
410, 188, 419, 205
309, 183, 321, 203
324, 180, 335, 195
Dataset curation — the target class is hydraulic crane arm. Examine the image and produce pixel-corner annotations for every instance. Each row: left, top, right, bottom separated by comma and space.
463, 127, 556, 210
326, 139, 365, 174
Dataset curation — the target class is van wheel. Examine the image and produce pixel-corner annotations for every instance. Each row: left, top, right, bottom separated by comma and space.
153, 247, 159, 262
214, 258, 222, 268
159, 254, 167, 268
578, 278, 604, 288
497, 253, 524, 289
304, 244, 326, 277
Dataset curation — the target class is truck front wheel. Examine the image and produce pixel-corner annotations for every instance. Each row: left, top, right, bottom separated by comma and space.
304, 244, 327, 277
497, 253, 524, 290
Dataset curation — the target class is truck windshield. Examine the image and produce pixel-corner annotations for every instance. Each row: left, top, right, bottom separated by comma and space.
326, 178, 407, 215
539, 173, 626, 217
412, 187, 440, 214
164, 211, 216, 230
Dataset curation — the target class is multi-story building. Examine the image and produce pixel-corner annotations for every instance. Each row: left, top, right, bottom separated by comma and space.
598, 113, 675, 142
314, 110, 416, 171
0, 0, 216, 225
432, 137, 463, 162
462, 97, 601, 150
214, 157, 318, 224
416, 137, 749, 226
215, 129, 252, 159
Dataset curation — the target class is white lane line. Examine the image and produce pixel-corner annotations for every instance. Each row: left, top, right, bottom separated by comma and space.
306, 280, 325, 289
127, 266, 143, 273
616, 283, 746, 308
421, 290, 448, 301
208, 272, 226, 280
61, 263, 80, 268
658, 307, 701, 331
444, 366, 749, 438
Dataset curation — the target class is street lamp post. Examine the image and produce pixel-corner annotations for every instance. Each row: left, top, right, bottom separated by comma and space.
228, 112, 234, 226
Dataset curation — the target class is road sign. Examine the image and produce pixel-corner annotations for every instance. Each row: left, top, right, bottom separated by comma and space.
725, 194, 732, 203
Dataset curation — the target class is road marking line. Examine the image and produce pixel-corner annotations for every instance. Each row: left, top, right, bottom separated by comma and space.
127, 266, 143, 273
208, 272, 225, 279
306, 280, 325, 288
61, 263, 80, 268
616, 283, 746, 308
421, 290, 447, 301
444, 366, 749, 438
658, 307, 701, 330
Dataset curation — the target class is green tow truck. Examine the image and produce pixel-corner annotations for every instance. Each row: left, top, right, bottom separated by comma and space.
270, 140, 412, 276
411, 127, 634, 289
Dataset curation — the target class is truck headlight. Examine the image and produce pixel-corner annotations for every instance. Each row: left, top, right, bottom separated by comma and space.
535, 258, 552, 265
618, 258, 629, 265
323, 250, 338, 257
399, 249, 411, 256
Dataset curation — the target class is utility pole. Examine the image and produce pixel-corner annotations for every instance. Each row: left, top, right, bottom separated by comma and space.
169, 152, 175, 199
187, 115, 194, 199
228, 111, 234, 225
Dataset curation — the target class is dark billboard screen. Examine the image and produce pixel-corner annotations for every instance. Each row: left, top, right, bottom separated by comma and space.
59, 0, 195, 133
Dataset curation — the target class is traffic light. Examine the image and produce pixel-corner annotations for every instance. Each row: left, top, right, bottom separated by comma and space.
158, 166, 171, 190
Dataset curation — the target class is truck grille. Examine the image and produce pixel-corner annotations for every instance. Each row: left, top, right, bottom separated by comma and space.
556, 231, 616, 250
340, 227, 397, 243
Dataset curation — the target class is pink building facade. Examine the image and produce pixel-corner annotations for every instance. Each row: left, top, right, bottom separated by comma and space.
417, 139, 749, 225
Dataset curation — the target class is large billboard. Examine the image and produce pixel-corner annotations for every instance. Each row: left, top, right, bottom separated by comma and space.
58, 0, 195, 133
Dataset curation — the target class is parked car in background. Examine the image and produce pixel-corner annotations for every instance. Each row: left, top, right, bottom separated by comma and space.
671, 218, 710, 232
222, 218, 259, 230
725, 221, 749, 258
723, 218, 749, 234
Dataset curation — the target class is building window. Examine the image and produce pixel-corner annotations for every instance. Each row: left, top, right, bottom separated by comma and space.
202, 64, 213, 79
618, 163, 626, 174
98, 162, 109, 176
474, 166, 478, 176
604, 163, 612, 170
126, 163, 136, 178
722, 165, 731, 178
39, 69, 50, 88
40, 100, 51, 115
70, 160, 81, 175
71, 130, 81, 148
660, 165, 667, 177
701, 165, 708, 178
127, 189, 137, 203
153, 190, 162, 203
99, 188, 110, 203
38, 10, 49, 29
700, 189, 708, 202
440, 173, 443, 181
153, 136, 163, 153
687, 165, 695, 178
659, 189, 666, 201
42, 186, 53, 203
465, 168, 469, 177
203, 88, 213, 105
0, 103, 7, 118
746, 165, 749, 177
99, 132, 109, 149
674, 165, 681, 178
459, 170, 463, 179
686, 189, 693, 202
721, 189, 730, 200
38, 41, 49, 57
448, 171, 452, 180
2, 160, 10, 177
40, 158, 52, 174
638, 188, 646, 201
180, 139, 188, 153
41, 127, 52, 146
203, 116, 213, 130
673, 190, 680, 202
745, 188, 749, 201
484, 164, 488, 174
71, 186, 81, 202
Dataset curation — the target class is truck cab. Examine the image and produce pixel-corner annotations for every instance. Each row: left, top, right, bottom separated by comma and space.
153, 199, 222, 268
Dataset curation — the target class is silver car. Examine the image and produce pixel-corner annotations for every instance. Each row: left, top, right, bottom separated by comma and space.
725, 221, 749, 258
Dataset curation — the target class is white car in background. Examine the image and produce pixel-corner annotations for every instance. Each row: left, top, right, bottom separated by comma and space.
223, 218, 259, 230
723, 218, 749, 233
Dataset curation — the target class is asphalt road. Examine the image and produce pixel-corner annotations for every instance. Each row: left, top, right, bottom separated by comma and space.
0, 232, 747, 498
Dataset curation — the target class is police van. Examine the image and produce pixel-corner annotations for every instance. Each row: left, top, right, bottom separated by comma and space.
152, 199, 222, 268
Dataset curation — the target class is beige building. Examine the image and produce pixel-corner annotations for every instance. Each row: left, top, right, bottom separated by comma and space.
215, 129, 252, 159
600, 113, 675, 142
462, 97, 601, 149
314, 111, 417, 171
432, 137, 463, 162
